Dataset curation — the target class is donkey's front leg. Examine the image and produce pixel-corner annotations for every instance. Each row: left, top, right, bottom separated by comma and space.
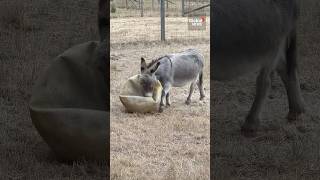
159, 83, 171, 112
241, 69, 271, 135
166, 92, 171, 106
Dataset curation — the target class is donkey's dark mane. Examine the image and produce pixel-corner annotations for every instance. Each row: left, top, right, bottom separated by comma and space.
147, 55, 170, 69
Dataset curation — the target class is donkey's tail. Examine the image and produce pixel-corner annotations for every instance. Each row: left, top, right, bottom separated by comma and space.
199, 70, 203, 86
286, 28, 297, 77
98, 0, 107, 42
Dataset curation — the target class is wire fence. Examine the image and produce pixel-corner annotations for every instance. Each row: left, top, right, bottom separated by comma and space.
110, 0, 210, 44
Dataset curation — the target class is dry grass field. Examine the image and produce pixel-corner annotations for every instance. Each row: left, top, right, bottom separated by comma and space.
110, 17, 210, 179
212, 1, 320, 179
0, 0, 107, 179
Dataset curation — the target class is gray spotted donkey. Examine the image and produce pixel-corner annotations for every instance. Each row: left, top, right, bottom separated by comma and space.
139, 49, 205, 112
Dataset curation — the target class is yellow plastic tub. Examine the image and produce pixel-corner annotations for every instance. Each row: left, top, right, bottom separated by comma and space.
119, 75, 163, 113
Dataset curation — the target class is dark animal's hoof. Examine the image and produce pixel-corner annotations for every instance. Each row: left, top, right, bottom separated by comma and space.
241, 129, 258, 137
166, 103, 171, 106
200, 96, 205, 100
185, 100, 191, 105
287, 112, 304, 122
159, 106, 164, 113
241, 122, 259, 137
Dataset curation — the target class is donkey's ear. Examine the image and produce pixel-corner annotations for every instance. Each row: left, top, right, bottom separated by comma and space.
150, 62, 160, 74
141, 57, 147, 72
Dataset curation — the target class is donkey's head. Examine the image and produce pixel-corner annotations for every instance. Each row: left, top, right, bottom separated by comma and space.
139, 57, 160, 97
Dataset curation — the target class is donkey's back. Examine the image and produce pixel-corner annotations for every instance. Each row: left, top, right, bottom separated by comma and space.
212, 0, 298, 80
157, 49, 204, 87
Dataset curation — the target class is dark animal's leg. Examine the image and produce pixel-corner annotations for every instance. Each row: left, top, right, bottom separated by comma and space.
241, 68, 271, 134
159, 83, 171, 112
277, 66, 305, 122
197, 71, 205, 100
166, 92, 171, 106
160, 90, 165, 112
98, 0, 107, 42
276, 39, 305, 121
186, 81, 196, 105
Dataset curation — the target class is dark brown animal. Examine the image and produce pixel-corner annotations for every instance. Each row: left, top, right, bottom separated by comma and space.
212, 0, 305, 135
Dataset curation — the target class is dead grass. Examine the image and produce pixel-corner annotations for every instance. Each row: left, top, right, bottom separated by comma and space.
110, 18, 210, 179
0, 1, 27, 30
0, 0, 106, 179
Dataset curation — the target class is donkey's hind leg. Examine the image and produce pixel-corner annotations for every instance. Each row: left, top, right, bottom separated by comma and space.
276, 59, 305, 122
277, 32, 305, 121
186, 81, 197, 105
241, 68, 272, 134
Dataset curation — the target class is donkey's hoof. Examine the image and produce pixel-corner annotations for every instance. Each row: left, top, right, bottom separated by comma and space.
159, 106, 164, 113
287, 111, 304, 122
200, 96, 205, 101
185, 100, 191, 105
241, 122, 259, 137
241, 127, 258, 137
166, 103, 171, 107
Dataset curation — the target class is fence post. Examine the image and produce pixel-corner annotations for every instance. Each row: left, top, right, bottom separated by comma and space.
140, 0, 144, 17
181, 0, 185, 16
160, 0, 165, 41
